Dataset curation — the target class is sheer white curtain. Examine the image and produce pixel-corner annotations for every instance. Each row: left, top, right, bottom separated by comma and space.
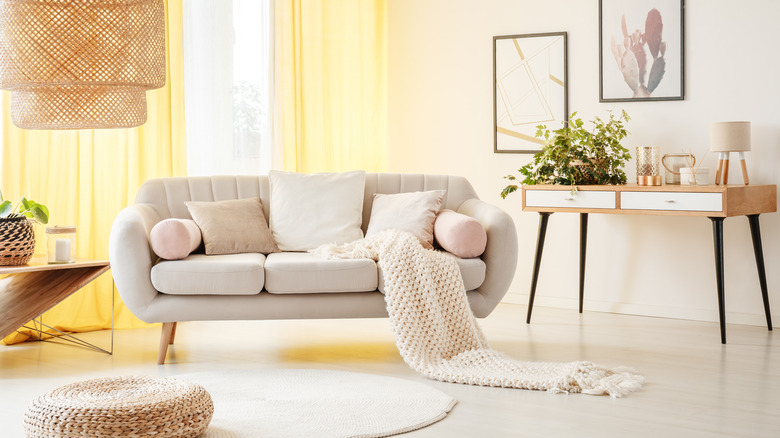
183, 0, 273, 176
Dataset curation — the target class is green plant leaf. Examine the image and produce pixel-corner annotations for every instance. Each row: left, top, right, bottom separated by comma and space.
20, 197, 30, 211
500, 110, 632, 190
0, 200, 12, 217
500, 185, 518, 199
30, 205, 49, 224
37, 204, 49, 220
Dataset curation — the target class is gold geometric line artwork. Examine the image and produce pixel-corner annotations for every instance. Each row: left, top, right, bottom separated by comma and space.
549, 74, 564, 87
496, 127, 545, 145
495, 33, 566, 152
497, 36, 564, 128
513, 39, 525, 60
517, 40, 550, 122
497, 58, 549, 125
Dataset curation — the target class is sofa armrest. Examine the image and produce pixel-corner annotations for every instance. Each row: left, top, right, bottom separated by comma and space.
457, 198, 518, 317
108, 203, 162, 322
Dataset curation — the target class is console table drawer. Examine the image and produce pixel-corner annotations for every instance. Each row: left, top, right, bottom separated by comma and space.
621, 192, 723, 212
525, 190, 616, 209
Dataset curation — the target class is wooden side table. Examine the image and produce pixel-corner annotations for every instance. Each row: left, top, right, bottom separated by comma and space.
521, 184, 777, 343
0, 257, 112, 354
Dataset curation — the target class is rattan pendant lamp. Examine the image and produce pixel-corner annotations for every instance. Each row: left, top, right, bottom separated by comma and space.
0, 0, 166, 130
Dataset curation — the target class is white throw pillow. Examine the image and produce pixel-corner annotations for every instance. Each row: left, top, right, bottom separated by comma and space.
365, 190, 446, 249
269, 170, 366, 251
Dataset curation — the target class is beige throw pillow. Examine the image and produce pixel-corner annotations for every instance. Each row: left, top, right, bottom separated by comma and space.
185, 198, 280, 255
366, 190, 446, 249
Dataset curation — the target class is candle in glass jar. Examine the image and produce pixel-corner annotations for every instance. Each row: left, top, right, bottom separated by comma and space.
55, 238, 71, 262
46, 225, 76, 264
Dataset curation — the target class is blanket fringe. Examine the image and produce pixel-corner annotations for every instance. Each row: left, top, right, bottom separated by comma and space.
310, 241, 374, 260
566, 364, 644, 398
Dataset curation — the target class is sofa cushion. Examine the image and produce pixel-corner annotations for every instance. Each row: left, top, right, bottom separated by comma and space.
365, 190, 445, 249
269, 170, 365, 251
378, 254, 485, 293
150, 218, 202, 260
151, 253, 265, 295
185, 198, 279, 255
433, 209, 487, 258
264, 252, 377, 294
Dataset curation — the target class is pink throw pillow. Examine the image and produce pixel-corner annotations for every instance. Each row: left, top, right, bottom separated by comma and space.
150, 219, 202, 260
433, 209, 487, 258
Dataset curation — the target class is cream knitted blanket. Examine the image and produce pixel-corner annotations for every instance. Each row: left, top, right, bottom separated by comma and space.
313, 229, 643, 398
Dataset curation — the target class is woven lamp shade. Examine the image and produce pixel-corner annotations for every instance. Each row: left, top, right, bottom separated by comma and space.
0, 0, 166, 130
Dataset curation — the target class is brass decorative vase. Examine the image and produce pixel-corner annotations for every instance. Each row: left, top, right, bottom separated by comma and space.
636, 146, 662, 186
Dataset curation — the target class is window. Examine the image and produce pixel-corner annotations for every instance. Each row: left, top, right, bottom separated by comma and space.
183, 0, 272, 176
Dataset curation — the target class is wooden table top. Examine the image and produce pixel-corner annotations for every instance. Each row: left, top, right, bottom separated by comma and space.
0, 257, 111, 339
521, 183, 775, 192
522, 184, 777, 217
0, 257, 109, 275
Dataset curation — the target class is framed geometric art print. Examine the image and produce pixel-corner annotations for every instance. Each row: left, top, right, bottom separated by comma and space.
493, 32, 568, 154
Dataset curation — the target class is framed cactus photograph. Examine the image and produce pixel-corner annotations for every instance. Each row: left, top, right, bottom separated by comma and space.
599, 0, 684, 102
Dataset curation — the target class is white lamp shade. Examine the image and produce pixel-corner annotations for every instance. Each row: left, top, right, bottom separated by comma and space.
710, 121, 751, 152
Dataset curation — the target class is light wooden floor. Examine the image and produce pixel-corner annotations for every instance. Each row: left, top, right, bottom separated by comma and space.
1, 304, 778, 438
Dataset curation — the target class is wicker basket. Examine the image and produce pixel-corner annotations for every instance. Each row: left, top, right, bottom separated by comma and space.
571, 159, 601, 185
0, 216, 35, 265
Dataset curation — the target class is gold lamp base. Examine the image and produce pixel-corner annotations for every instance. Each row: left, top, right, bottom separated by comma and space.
637, 175, 662, 186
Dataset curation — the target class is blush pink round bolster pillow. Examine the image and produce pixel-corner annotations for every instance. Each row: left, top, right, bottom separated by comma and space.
150, 218, 202, 260
433, 209, 487, 258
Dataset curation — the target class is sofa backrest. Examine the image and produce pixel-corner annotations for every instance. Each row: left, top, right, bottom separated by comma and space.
134, 173, 479, 232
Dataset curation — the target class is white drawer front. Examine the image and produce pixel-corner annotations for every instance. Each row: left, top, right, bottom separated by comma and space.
620, 192, 723, 212
525, 190, 616, 209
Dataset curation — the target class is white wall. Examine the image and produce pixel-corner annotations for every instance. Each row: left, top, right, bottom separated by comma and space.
387, 0, 780, 326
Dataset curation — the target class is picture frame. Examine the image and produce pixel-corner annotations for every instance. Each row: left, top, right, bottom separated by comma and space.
599, 0, 685, 102
493, 32, 568, 154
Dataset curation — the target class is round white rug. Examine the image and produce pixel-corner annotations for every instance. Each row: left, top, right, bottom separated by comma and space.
181, 369, 456, 438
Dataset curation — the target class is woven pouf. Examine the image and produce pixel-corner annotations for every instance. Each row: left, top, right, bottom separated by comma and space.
23, 376, 213, 438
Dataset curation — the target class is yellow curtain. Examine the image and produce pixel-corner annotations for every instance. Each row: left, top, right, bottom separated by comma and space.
276, 0, 387, 173
1, 0, 186, 345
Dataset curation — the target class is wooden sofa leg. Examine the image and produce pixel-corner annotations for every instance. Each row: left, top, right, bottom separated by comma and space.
158, 322, 176, 365
169, 321, 177, 345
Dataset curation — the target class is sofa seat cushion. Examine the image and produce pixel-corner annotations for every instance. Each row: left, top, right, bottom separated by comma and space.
378, 254, 486, 293
264, 252, 378, 294
152, 253, 265, 295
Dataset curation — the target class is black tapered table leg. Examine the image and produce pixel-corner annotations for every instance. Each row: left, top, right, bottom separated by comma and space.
710, 217, 727, 344
747, 214, 773, 331
527, 212, 552, 324
579, 213, 588, 314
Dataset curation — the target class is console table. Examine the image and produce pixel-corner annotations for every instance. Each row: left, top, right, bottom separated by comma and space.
521, 184, 777, 343
0, 258, 112, 353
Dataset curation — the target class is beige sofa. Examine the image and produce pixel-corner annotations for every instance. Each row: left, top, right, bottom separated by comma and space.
109, 173, 518, 363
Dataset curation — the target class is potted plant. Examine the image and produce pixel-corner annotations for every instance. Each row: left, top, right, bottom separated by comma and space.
501, 110, 632, 198
0, 191, 50, 265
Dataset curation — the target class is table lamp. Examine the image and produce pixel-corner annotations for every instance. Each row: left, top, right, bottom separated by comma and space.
711, 121, 751, 185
